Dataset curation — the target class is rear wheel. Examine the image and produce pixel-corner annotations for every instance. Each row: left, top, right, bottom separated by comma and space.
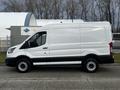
16, 59, 32, 73
82, 58, 98, 73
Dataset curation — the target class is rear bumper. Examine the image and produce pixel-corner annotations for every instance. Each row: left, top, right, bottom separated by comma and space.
98, 55, 114, 64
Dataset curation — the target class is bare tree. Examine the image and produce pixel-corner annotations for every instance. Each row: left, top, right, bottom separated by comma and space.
34, 0, 43, 19
96, 0, 106, 20
116, 0, 120, 32
25, 0, 36, 13
51, 0, 61, 19
79, 0, 89, 20
1, 0, 24, 12
103, 0, 112, 23
65, 0, 78, 20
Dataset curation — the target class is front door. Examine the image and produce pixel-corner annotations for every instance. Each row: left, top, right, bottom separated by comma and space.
22, 31, 49, 58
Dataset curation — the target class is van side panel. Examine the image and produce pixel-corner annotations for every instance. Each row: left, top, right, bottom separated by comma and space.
48, 28, 81, 57
80, 27, 110, 56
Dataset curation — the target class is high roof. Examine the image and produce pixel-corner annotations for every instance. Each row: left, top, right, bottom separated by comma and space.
38, 21, 111, 32
37, 19, 84, 26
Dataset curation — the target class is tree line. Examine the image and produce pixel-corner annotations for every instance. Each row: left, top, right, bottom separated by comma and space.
1, 0, 120, 32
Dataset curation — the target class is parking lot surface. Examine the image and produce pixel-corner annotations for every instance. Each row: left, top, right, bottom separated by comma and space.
0, 64, 120, 90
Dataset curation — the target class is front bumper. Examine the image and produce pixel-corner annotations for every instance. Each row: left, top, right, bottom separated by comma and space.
5, 58, 17, 67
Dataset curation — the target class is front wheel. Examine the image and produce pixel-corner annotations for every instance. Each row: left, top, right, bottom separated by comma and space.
16, 59, 32, 73
82, 58, 98, 73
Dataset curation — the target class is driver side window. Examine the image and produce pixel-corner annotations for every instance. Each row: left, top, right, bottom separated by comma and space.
21, 32, 47, 49
28, 32, 47, 48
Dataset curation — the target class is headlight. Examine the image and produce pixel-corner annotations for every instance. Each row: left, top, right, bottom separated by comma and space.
8, 47, 16, 54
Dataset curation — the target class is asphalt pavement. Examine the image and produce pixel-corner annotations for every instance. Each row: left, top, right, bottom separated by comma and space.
0, 64, 120, 90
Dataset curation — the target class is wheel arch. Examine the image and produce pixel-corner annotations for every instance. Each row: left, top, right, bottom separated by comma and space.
85, 54, 100, 63
16, 55, 33, 65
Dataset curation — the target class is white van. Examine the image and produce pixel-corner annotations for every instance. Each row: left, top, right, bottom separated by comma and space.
6, 22, 114, 73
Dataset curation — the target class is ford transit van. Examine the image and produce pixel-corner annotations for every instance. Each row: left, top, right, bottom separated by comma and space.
6, 22, 114, 73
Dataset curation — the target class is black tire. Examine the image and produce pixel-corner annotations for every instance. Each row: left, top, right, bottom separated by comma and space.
16, 58, 32, 73
82, 58, 98, 73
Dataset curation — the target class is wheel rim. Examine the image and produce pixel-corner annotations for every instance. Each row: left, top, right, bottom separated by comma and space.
87, 61, 96, 72
18, 62, 28, 72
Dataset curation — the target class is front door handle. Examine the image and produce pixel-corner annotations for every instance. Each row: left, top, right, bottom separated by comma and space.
43, 47, 48, 49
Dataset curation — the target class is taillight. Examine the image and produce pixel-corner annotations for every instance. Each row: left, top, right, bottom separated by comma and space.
109, 42, 113, 55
